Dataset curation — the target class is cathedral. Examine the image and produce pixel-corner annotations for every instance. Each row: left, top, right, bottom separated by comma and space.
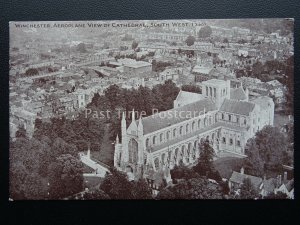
114, 79, 274, 182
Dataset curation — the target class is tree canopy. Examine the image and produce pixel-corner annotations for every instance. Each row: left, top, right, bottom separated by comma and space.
198, 26, 212, 39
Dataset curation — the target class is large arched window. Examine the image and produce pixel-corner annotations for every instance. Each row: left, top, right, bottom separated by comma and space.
128, 138, 138, 164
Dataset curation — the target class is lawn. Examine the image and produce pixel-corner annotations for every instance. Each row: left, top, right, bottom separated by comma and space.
213, 157, 245, 180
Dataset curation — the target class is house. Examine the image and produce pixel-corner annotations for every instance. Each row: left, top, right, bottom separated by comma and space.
193, 65, 213, 82
228, 168, 263, 194
159, 68, 182, 82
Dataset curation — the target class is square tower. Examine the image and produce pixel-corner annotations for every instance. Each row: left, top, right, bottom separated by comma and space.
201, 79, 231, 109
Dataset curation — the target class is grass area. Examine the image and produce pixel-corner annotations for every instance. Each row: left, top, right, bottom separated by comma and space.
213, 157, 244, 180
91, 123, 114, 167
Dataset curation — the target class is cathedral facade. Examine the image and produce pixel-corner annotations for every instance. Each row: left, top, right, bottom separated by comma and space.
114, 79, 274, 181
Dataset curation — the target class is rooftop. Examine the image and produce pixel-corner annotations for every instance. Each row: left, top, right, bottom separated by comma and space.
142, 98, 216, 135
220, 99, 255, 116
229, 171, 263, 189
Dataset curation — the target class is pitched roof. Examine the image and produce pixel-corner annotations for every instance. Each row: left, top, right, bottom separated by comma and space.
230, 87, 247, 101
229, 171, 263, 189
175, 90, 205, 106
220, 99, 255, 116
142, 98, 216, 135
284, 179, 294, 192
263, 178, 277, 193
251, 96, 273, 110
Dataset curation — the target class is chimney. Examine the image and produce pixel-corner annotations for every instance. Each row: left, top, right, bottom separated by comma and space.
87, 143, 91, 159
240, 167, 244, 174
283, 171, 288, 183
277, 175, 282, 187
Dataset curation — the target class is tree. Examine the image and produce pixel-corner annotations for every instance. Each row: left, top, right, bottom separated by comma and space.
77, 43, 87, 53
171, 162, 199, 180
181, 84, 201, 94
159, 177, 223, 199
25, 68, 39, 76
132, 179, 153, 199
265, 191, 288, 199
132, 40, 139, 49
69, 189, 110, 200
185, 35, 196, 46
198, 26, 212, 39
244, 126, 289, 176
99, 168, 134, 199
156, 188, 175, 199
193, 140, 215, 176
48, 154, 84, 199
239, 178, 259, 199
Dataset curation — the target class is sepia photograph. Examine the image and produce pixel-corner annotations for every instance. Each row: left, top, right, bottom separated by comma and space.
9, 19, 294, 200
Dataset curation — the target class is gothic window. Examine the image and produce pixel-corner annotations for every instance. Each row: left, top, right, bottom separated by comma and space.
229, 114, 232, 121
237, 140, 241, 146
192, 121, 195, 131
237, 117, 239, 124
206, 86, 208, 96
173, 128, 176, 137
186, 124, 189, 133
198, 119, 201, 128
153, 136, 157, 145
146, 138, 149, 148
209, 117, 212, 125
160, 133, 163, 142
230, 138, 233, 145
128, 138, 138, 164
222, 113, 224, 120
209, 87, 212, 97
244, 118, 247, 125
180, 126, 183, 135
214, 88, 216, 98
222, 137, 226, 143
204, 117, 207, 126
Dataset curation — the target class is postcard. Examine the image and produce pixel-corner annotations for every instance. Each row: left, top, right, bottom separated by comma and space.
9, 19, 294, 200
